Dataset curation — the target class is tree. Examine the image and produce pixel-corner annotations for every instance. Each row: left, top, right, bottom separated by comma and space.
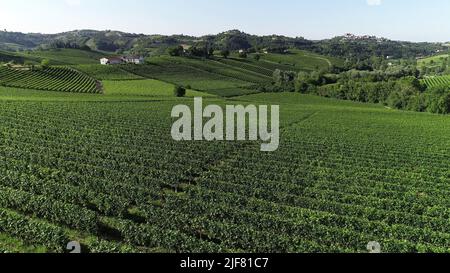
253, 54, 261, 61
41, 59, 50, 68
295, 72, 311, 93
273, 69, 296, 92
168, 46, 184, 57
208, 47, 215, 58
220, 49, 230, 59
174, 85, 186, 97
437, 93, 450, 114
426, 86, 450, 114
187, 45, 212, 58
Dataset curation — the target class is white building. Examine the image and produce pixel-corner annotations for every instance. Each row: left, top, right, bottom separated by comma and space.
100, 57, 124, 65
100, 56, 145, 65
123, 56, 145, 64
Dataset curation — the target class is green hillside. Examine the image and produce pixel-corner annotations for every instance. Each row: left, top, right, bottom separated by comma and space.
0, 50, 40, 64
0, 87, 449, 253
73, 64, 144, 80
418, 54, 449, 68
18, 49, 106, 65
103, 79, 214, 97
121, 62, 255, 97
0, 66, 100, 93
255, 49, 345, 72
423, 75, 450, 88
418, 53, 450, 74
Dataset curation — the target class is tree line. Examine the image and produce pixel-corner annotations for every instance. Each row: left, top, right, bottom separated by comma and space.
264, 66, 450, 114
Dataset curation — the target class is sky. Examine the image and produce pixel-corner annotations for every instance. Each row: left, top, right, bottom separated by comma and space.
0, 0, 449, 42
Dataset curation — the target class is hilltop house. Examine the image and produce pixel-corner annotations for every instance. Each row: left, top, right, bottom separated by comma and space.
100, 56, 145, 65
123, 56, 145, 64
100, 57, 123, 65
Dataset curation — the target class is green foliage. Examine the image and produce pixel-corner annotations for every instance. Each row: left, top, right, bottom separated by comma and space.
173, 85, 186, 97
273, 69, 296, 92
314, 35, 444, 60
167, 46, 184, 57
0, 186, 98, 232
425, 86, 450, 114
41, 59, 50, 68
220, 49, 230, 59
0, 209, 68, 252
186, 44, 213, 58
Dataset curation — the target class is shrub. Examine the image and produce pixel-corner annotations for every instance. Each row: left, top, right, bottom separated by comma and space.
174, 85, 186, 97
41, 59, 50, 68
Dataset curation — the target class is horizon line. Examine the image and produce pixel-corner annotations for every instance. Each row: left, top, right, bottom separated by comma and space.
1, 28, 449, 44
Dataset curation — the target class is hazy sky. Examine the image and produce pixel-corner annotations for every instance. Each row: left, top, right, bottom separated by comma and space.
0, 0, 449, 42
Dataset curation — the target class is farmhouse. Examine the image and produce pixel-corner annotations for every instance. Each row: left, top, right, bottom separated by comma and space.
123, 56, 145, 64
100, 56, 145, 65
100, 57, 123, 65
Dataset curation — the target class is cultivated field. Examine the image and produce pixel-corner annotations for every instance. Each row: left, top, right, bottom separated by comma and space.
19, 49, 106, 65
423, 75, 450, 88
0, 47, 449, 254
418, 54, 449, 69
0, 86, 449, 253
254, 49, 344, 72
0, 66, 100, 93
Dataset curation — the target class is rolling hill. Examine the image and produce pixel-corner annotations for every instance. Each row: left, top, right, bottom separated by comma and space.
0, 87, 449, 253
1, 29, 445, 61
0, 66, 100, 93
418, 53, 450, 75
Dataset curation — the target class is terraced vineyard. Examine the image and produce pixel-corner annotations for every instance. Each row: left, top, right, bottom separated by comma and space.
0, 66, 100, 93
151, 56, 272, 84
74, 65, 144, 81
119, 55, 296, 97
18, 49, 106, 65
423, 75, 450, 88
121, 63, 254, 96
0, 88, 448, 253
254, 49, 344, 72
217, 58, 275, 77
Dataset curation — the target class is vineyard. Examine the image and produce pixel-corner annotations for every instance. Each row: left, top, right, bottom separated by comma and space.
102, 79, 214, 97
151, 56, 273, 84
121, 62, 255, 96
74, 65, 144, 81
0, 89, 448, 253
18, 49, 106, 65
254, 49, 344, 72
423, 75, 450, 88
0, 66, 101, 93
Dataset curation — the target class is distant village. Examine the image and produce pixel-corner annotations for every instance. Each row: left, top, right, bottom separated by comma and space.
341, 33, 388, 43
100, 56, 145, 65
